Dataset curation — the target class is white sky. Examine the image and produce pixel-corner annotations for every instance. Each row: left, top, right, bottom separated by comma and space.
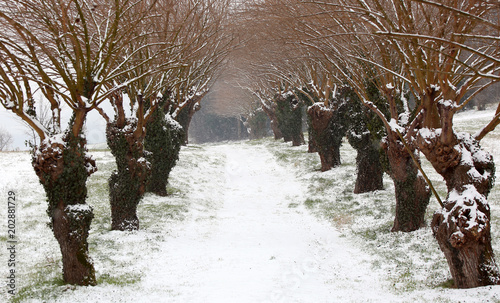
0, 103, 110, 151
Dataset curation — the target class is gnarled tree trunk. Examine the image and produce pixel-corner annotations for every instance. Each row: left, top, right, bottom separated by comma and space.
32, 130, 97, 286
418, 129, 500, 288
383, 134, 431, 232
307, 103, 338, 171
351, 134, 384, 194
275, 93, 304, 146
343, 84, 386, 193
107, 119, 151, 231
145, 110, 183, 196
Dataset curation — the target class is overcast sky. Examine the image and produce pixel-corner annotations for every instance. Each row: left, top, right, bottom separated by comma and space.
0, 103, 110, 151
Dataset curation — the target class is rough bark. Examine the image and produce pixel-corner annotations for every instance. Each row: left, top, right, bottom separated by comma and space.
275, 93, 304, 146
106, 119, 151, 231
145, 111, 183, 196
343, 84, 386, 193
32, 130, 97, 285
383, 134, 431, 232
352, 137, 384, 194
307, 103, 339, 171
418, 129, 500, 288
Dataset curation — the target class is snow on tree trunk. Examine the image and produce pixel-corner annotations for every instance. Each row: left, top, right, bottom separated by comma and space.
145, 110, 183, 196
32, 131, 97, 286
307, 103, 339, 171
176, 98, 200, 145
345, 103, 385, 193
418, 129, 500, 288
383, 135, 431, 232
106, 119, 151, 231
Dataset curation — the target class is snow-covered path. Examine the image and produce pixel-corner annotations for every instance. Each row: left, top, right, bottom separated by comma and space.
136, 144, 393, 302
4, 110, 500, 302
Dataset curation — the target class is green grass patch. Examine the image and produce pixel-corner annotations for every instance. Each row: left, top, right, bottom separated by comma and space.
11, 260, 64, 303
437, 279, 455, 289
304, 198, 323, 209
97, 273, 141, 286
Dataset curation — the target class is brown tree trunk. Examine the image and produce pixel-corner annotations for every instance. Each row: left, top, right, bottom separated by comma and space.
307, 103, 342, 171
383, 135, 431, 232
106, 119, 151, 231
262, 103, 283, 140
53, 202, 95, 285
32, 130, 97, 286
354, 143, 384, 194
418, 130, 500, 288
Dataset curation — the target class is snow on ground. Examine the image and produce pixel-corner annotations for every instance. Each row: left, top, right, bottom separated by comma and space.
134, 145, 394, 303
1, 108, 500, 302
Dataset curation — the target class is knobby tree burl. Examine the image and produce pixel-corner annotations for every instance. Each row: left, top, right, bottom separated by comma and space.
307, 96, 348, 171
343, 85, 386, 193
32, 120, 97, 285
145, 102, 184, 196
0, 0, 154, 285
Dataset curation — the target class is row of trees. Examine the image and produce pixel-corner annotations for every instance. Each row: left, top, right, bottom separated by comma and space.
234, 0, 500, 288
0, 0, 233, 285
2, 0, 499, 290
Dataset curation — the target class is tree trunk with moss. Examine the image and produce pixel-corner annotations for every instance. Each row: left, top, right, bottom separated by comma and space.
349, 132, 384, 193
307, 103, 338, 171
145, 110, 183, 196
383, 134, 431, 232
275, 93, 304, 146
106, 119, 151, 231
307, 95, 348, 171
247, 109, 269, 139
344, 85, 386, 193
32, 129, 97, 286
418, 127, 500, 288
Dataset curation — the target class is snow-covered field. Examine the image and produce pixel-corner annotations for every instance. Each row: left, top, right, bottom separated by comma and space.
1, 108, 500, 302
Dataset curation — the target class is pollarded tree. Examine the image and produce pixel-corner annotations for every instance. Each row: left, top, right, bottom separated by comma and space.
149, 0, 233, 195
0, 0, 155, 285
268, 0, 431, 231
145, 101, 183, 196
165, 0, 234, 144
97, 0, 176, 230
274, 89, 305, 146
99, 0, 233, 220
358, 0, 500, 288
342, 83, 388, 193
298, 66, 349, 170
